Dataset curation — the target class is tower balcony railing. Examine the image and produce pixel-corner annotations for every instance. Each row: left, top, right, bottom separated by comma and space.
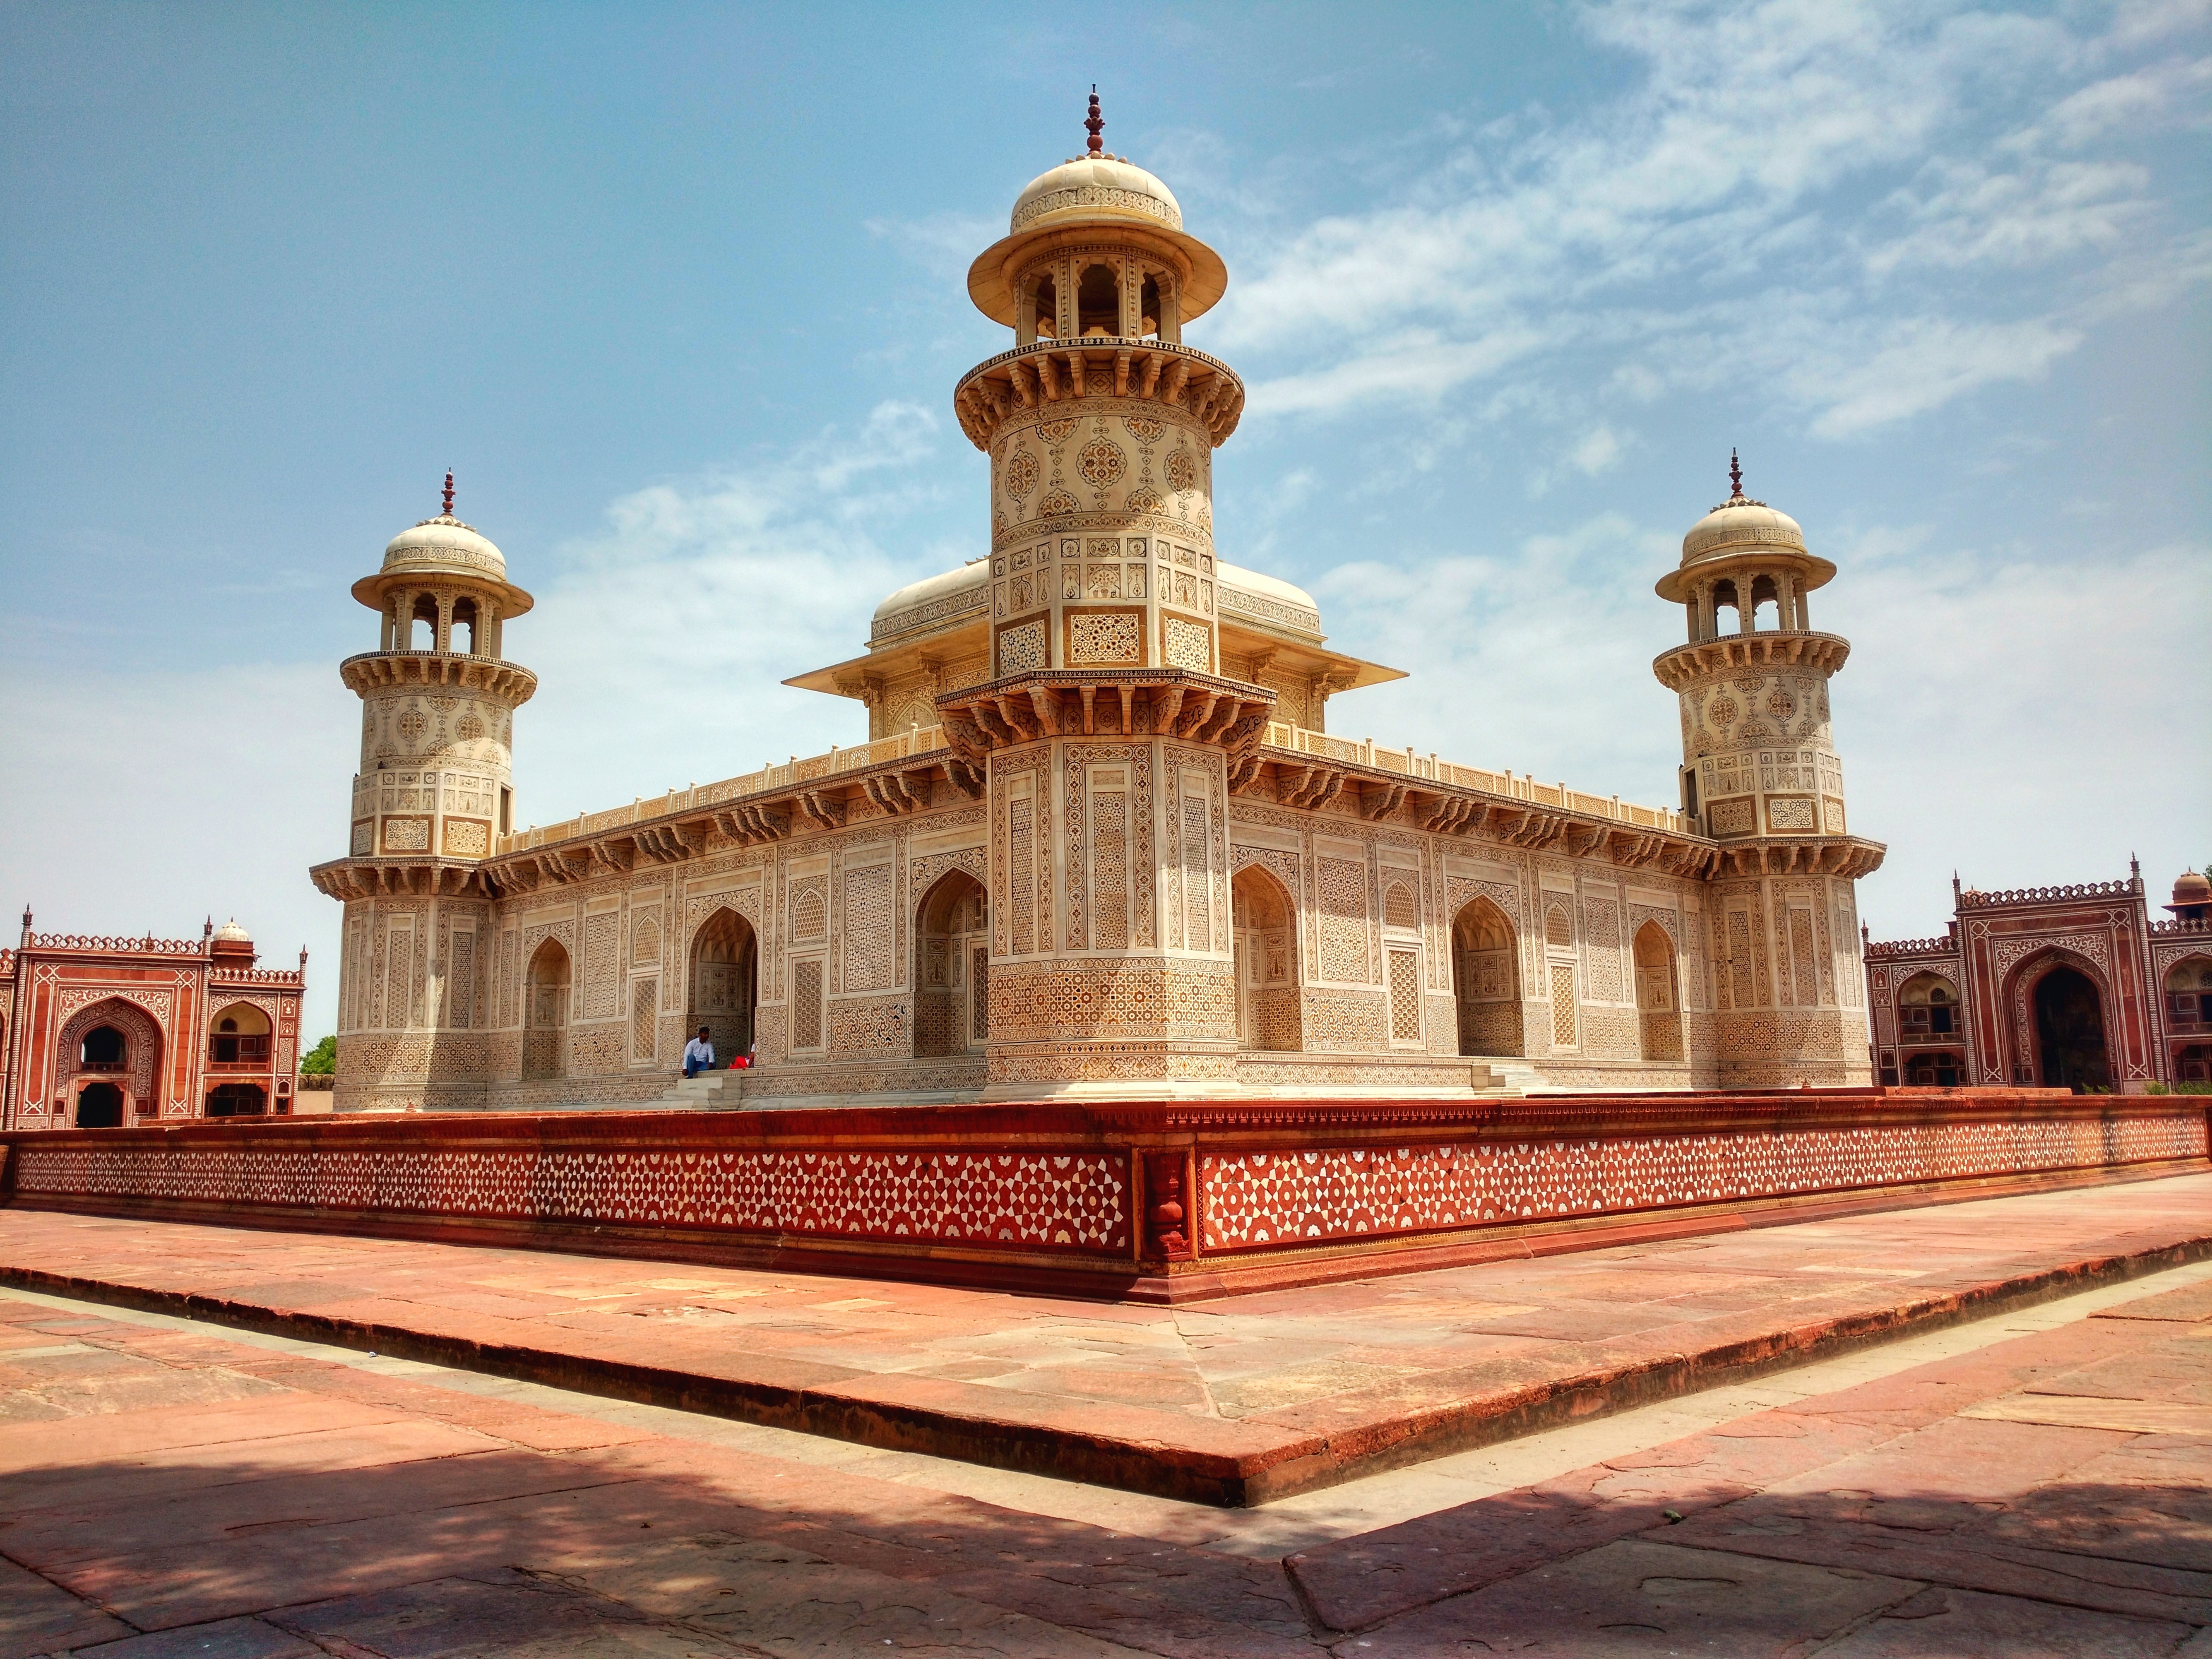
498, 724, 954, 854
1261, 723, 1688, 832
493, 716, 1686, 854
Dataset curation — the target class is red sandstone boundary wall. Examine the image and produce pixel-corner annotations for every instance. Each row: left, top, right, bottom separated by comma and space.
0, 1089, 2202, 1301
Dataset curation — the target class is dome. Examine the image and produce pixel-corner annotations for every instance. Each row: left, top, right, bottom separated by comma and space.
1679, 499, 1807, 567
967, 133, 1230, 328
212, 918, 251, 943
2174, 870, 2211, 906
1010, 156, 1184, 238
351, 481, 535, 618
873, 560, 987, 624
1655, 455, 1835, 603
381, 514, 508, 582
1217, 560, 1324, 638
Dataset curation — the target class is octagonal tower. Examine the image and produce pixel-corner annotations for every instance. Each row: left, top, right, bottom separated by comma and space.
1653, 454, 1882, 1084
940, 98, 1272, 1096
310, 476, 536, 1111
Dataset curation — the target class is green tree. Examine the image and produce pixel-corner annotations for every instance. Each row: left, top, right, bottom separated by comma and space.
300, 1035, 337, 1075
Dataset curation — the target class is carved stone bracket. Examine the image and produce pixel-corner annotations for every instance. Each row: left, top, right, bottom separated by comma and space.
936, 670, 1274, 762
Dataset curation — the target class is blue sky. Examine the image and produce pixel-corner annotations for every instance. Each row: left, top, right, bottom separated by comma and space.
4, 1, 2206, 1041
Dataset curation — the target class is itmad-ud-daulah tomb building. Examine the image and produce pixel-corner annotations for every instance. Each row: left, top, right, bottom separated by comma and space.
308, 112, 1887, 1115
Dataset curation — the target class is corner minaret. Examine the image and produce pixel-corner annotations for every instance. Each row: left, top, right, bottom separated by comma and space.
936, 96, 1272, 1096
309, 476, 536, 1112
1653, 454, 1883, 1084
337, 475, 536, 870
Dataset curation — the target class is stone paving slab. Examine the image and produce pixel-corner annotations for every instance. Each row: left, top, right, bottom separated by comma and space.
3, 1173, 2208, 1505
2, 1254, 2211, 1655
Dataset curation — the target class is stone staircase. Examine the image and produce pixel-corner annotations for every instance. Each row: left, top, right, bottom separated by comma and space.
654, 1070, 746, 1110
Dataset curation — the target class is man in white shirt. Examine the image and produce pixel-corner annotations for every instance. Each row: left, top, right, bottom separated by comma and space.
683, 1026, 715, 1078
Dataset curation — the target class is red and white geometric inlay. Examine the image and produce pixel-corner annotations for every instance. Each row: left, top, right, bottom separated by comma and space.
1200, 1116, 2206, 1252
14, 1145, 1132, 1254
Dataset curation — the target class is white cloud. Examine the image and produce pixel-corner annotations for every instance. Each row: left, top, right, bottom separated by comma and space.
512, 402, 954, 828
1305, 512, 2212, 942
1208, 0, 2206, 440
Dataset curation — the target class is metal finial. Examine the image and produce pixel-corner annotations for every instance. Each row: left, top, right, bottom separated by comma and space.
1086, 86, 1104, 156
1729, 448, 1743, 500
442, 470, 455, 518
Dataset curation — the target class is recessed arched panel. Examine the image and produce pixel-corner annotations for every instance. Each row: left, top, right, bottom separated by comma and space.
1633, 920, 1683, 1062
915, 870, 988, 1057
1452, 897, 1523, 1058
1232, 865, 1299, 1052
689, 907, 759, 1063
524, 939, 571, 1080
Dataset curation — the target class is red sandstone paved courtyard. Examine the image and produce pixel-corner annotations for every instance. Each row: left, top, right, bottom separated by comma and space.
0, 1173, 2207, 1654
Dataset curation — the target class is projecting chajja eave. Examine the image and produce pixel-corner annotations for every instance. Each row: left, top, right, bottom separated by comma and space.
308, 106, 1883, 1114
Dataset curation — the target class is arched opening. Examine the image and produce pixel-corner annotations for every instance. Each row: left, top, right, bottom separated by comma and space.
1452, 897, 1523, 1057
409, 594, 438, 651
1713, 579, 1742, 636
524, 939, 571, 1081
1899, 972, 1960, 1038
1139, 273, 1161, 338
81, 1025, 127, 1070
451, 596, 478, 655
2033, 964, 2110, 1091
207, 1001, 272, 1066
206, 1082, 268, 1118
2164, 957, 2212, 1036
1031, 272, 1058, 340
915, 870, 988, 1057
75, 1082, 125, 1129
689, 908, 759, 1064
1232, 866, 1299, 1052
1749, 573, 1779, 631
1633, 921, 1682, 1062
1076, 262, 1118, 337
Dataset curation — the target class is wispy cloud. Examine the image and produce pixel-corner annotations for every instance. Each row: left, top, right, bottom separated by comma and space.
1213, 0, 2209, 440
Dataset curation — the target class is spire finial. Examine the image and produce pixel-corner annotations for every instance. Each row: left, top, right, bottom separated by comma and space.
442, 469, 455, 519
1086, 86, 1104, 156
1729, 448, 1743, 500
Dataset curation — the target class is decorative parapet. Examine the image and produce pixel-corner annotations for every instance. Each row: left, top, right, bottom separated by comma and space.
953, 339, 1245, 452
209, 967, 306, 987
339, 651, 538, 705
2151, 917, 2212, 938
1865, 935, 1961, 959
1959, 878, 2140, 909
21, 933, 203, 955
1652, 630, 1850, 691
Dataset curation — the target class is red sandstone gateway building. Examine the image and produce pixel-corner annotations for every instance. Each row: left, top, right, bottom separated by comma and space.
1863, 866, 2212, 1091
0, 911, 308, 1129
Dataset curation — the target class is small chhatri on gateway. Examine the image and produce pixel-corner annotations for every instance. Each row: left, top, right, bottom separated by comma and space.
305, 106, 1887, 1113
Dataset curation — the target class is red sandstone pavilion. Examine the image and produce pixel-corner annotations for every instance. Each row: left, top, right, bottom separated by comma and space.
0, 111, 2201, 1303
0, 911, 307, 1129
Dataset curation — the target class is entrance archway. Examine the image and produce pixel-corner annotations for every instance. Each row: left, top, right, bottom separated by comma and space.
75, 1082, 125, 1128
206, 1082, 268, 1117
1231, 866, 1299, 1051
524, 939, 571, 1080
689, 907, 759, 1063
57, 998, 163, 1122
2033, 965, 2110, 1091
1451, 897, 1523, 1057
1632, 921, 1683, 1061
915, 870, 988, 1057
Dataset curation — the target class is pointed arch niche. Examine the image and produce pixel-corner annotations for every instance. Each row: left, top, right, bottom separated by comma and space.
1451, 897, 1524, 1057
915, 870, 989, 1057
1633, 920, 1683, 1062
524, 939, 571, 1081
1232, 866, 1300, 1051
689, 907, 759, 1062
